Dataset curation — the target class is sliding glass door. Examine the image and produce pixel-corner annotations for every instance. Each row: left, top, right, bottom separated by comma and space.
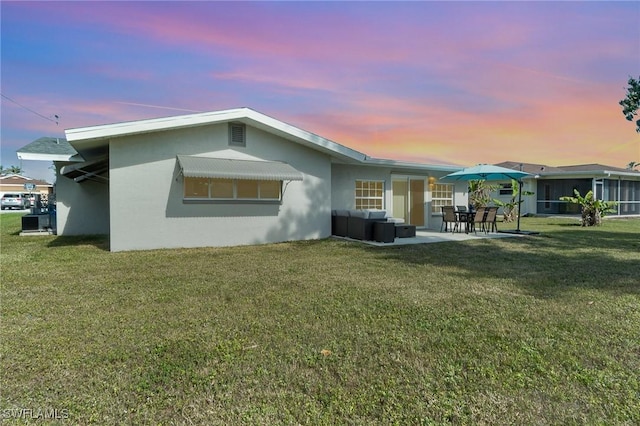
392, 177, 425, 226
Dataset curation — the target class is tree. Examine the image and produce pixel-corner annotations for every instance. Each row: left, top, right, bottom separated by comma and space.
0, 165, 23, 175
468, 180, 498, 210
619, 76, 640, 133
627, 161, 639, 170
560, 189, 617, 227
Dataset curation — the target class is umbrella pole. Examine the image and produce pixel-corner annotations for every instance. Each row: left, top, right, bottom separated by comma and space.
516, 179, 523, 232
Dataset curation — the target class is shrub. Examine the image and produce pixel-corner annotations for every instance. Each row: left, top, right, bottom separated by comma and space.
559, 189, 617, 226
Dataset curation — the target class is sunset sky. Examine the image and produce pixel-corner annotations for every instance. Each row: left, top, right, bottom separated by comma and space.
2, 1, 639, 180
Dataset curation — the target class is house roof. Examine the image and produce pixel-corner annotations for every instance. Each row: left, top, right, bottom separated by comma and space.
62, 107, 461, 172
65, 107, 368, 164
361, 157, 464, 172
0, 173, 52, 187
496, 161, 640, 179
16, 137, 83, 162
557, 163, 634, 173
17, 108, 461, 173
495, 161, 566, 175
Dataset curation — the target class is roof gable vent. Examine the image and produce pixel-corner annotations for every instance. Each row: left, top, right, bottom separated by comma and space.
229, 122, 246, 147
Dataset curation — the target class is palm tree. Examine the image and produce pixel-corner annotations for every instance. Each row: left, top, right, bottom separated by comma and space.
6, 165, 23, 174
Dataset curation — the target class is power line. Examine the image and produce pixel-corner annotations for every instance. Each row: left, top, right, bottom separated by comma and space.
1, 93, 59, 125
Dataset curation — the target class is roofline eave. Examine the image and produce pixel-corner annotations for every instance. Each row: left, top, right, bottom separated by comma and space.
64, 107, 368, 163
17, 152, 85, 162
537, 170, 640, 179
362, 157, 462, 173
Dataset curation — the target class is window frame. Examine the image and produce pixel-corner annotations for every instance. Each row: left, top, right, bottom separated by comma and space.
183, 177, 282, 203
431, 183, 454, 213
355, 180, 385, 210
498, 183, 513, 195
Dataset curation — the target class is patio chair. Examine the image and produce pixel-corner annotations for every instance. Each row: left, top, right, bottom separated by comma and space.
456, 206, 471, 233
485, 207, 498, 233
440, 206, 459, 233
470, 207, 487, 234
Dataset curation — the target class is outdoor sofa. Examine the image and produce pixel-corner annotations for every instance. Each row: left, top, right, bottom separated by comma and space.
331, 209, 390, 241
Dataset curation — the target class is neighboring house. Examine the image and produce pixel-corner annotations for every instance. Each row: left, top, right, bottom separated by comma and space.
0, 173, 53, 199
494, 161, 640, 216
17, 108, 466, 251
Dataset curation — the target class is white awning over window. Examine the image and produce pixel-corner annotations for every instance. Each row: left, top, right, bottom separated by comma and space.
177, 155, 303, 181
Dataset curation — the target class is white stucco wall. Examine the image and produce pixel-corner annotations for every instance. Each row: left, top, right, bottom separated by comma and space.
108, 123, 332, 251
54, 163, 110, 235
331, 164, 384, 210
331, 164, 467, 230
488, 179, 537, 216
521, 179, 537, 215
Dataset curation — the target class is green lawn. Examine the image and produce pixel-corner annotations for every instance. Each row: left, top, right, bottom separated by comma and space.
1, 213, 639, 425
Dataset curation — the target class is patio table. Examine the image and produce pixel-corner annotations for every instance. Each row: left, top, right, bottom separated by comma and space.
455, 210, 472, 233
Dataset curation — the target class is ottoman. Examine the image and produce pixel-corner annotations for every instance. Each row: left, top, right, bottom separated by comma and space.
373, 221, 396, 243
395, 224, 416, 238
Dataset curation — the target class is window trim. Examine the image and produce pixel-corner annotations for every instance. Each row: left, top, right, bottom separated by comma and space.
355, 179, 385, 210
183, 176, 282, 203
431, 183, 454, 214
498, 183, 513, 195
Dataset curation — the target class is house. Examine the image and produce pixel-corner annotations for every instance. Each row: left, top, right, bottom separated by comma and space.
0, 173, 53, 200
17, 108, 467, 251
494, 161, 640, 216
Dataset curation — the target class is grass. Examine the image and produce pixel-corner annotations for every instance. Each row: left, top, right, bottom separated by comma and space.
1, 213, 639, 424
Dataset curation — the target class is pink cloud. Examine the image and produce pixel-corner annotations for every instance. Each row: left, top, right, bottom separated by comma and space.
289, 80, 638, 169
4, 1, 637, 169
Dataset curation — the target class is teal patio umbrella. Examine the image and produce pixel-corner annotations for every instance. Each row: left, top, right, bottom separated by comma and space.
440, 164, 530, 182
441, 164, 535, 234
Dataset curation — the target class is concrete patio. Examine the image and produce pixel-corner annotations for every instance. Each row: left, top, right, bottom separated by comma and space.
333, 229, 526, 246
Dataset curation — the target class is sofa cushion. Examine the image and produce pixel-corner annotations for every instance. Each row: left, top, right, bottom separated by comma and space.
386, 217, 405, 224
334, 209, 350, 217
367, 210, 387, 220
349, 210, 368, 218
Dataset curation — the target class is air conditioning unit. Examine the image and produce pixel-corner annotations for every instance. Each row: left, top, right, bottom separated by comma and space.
21, 214, 50, 231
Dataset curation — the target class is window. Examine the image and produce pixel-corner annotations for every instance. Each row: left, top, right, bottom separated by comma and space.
184, 177, 281, 201
184, 177, 209, 198
498, 183, 513, 195
260, 180, 281, 199
228, 122, 246, 147
210, 179, 234, 198
355, 180, 384, 209
431, 183, 454, 213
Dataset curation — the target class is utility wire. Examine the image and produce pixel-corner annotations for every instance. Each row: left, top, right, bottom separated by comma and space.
1, 93, 59, 124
